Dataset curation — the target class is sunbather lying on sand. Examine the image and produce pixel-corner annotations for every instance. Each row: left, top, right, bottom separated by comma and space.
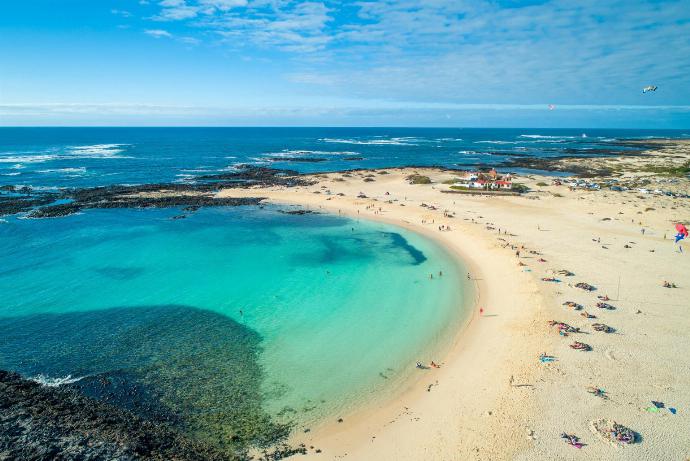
596, 302, 615, 310
586, 387, 608, 399
592, 323, 614, 333
597, 295, 610, 301
575, 282, 596, 291
560, 433, 584, 449
570, 341, 592, 351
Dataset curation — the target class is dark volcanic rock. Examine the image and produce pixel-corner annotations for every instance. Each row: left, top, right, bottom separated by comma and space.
277, 209, 318, 215
26, 202, 84, 218
0, 166, 314, 218
196, 166, 306, 187
499, 157, 614, 177
267, 157, 328, 163
0, 305, 299, 459
0, 370, 227, 460
0, 194, 59, 216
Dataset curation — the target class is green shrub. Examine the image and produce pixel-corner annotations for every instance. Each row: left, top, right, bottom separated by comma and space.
406, 174, 432, 185
511, 183, 529, 193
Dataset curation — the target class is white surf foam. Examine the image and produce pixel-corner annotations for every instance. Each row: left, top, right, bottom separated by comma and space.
30, 374, 86, 387
320, 138, 417, 146
519, 135, 577, 140
264, 149, 360, 158
0, 144, 131, 164
474, 140, 517, 145
38, 167, 87, 174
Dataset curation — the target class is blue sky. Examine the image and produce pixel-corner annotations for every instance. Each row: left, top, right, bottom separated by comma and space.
1, 0, 689, 127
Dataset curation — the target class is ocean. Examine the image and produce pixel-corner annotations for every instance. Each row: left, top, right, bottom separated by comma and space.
1, 127, 688, 189
0, 127, 685, 453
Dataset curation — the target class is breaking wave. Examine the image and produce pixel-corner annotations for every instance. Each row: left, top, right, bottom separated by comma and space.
30, 374, 86, 387
0, 144, 131, 164
320, 138, 418, 146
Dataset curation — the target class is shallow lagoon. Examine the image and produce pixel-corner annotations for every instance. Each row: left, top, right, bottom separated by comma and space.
0, 206, 469, 451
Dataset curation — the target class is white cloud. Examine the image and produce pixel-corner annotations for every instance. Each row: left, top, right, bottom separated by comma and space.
144, 29, 173, 38
198, 0, 248, 11
138, 0, 690, 105
153, 0, 200, 20
111, 9, 132, 18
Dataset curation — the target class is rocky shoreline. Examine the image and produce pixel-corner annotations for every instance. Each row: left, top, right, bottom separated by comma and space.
0, 370, 227, 460
0, 166, 315, 219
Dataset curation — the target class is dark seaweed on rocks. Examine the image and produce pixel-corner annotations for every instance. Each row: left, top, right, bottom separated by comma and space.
26, 197, 264, 218
0, 370, 227, 461
0, 194, 58, 216
277, 209, 318, 215
1, 166, 314, 218
267, 157, 328, 163
0, 305, 299, 460
499, 157, 614, 178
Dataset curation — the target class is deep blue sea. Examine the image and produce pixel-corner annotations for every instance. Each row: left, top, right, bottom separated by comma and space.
1, 127, 688, 189
0, 127, 686, 453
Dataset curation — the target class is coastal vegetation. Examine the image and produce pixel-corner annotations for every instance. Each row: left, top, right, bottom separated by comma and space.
639, 160, 690, 177
406, 174, 432, 185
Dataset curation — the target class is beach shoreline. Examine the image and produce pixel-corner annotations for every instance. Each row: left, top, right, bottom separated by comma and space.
220, 174, 549, 460
219, 144, 689, 460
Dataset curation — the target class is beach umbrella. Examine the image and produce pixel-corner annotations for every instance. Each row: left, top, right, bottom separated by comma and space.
675, 223, 688, 243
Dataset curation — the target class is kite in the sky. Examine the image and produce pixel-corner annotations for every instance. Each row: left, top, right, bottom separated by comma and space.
643, 86, 658, 93
675, 223, 688, 243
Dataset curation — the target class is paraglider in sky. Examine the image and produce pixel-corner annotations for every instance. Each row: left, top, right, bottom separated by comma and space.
643, 85, 658, 93
548, 104, 556, 111
675, 223, 688, 243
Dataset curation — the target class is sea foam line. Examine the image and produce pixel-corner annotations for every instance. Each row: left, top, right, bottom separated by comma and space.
30, 373, 86, 387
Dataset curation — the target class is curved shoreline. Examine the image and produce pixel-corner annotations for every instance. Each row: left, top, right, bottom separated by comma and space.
220, 178, 546, 460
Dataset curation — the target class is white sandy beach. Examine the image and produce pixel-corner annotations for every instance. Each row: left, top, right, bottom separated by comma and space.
218, 146, 690, 460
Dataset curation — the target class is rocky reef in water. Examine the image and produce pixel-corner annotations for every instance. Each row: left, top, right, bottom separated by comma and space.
0, 369, 227, 460
0, 305, 302, 460
267, 157, 328, 163
0, 166, 315, 219
496, 156, 616, 177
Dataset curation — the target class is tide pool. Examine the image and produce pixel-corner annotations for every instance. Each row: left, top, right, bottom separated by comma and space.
0, 205, 469, 452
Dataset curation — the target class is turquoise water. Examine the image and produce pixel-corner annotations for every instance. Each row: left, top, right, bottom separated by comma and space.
0, 205, 468, 449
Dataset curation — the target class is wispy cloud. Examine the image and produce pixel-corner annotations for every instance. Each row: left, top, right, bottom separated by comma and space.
144, 29, 173, 38
140, 0, 690, 106
111, 9, 132, 18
